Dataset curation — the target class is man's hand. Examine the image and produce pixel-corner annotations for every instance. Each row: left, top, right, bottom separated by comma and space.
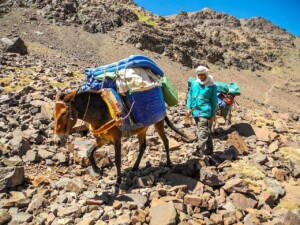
186, 109, 192, 116
209, 116, 215, 123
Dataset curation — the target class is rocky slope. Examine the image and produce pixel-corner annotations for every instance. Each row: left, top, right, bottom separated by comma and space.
0, 1, 300, 225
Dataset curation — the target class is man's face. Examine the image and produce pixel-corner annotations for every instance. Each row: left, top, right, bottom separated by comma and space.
197, 73, 207, 82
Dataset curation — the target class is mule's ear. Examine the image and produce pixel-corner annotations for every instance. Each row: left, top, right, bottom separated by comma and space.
63, 89, 79, 102
56, 92, 65, 101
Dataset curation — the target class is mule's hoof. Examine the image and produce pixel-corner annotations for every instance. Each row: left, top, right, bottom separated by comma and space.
87, 166, 102, 177
131, 166, 139, 171
112, 185, 120, 196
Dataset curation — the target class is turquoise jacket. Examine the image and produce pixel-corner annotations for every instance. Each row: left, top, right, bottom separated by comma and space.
187, 77, 217, 118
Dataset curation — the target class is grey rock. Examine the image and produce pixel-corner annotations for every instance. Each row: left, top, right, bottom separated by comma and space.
9, 212, 33, 224
0, 209, 11, 224
26, 193, 47, 214
38, 149, 55, 159
22, 150, 40, 163
0, 37, 28, 55
116, 194, 148, 208
2, 156, 22, 167
57, 204, 81, 218
8, 135, 31, 157
0, 191, 30, 208
65, 178, 87, 194
264, 177, 285, 200
200, 166, 224, 187
251, 152, 268, 165
284, 209, 300, 225
0, 167, 24, 191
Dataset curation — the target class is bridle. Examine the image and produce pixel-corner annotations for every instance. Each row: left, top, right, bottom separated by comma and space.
55, 100, 75, 136
55, 93, 91, 136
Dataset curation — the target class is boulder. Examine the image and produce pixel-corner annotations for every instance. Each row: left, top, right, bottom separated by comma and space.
229, 193, 258, 210
222, 178, 250, 194
183, 194, 209, 208
252, 126, 277, 143
57, 204, 81, 218
200, 167, 224, 187
109, 214, 131, 225
26, 193, 48, 214
0, 36, 28, 55
9, 213, 33, 224
131, 209, 146, 224
0, 210, 11, 224
116, 194, 148, 208
2, 156, 22, 167
251, 152, 268, 165
8, 134, 31, 157
283, 210, 300, 225
228, 131, 249, 155
149, 201, 177, 225
1, 191, 30, 208
0, 167, 24, 191
165, 173, 197, 190
38, 149, 55, 159
65, 178, 87, 195
69, 139, 95, 167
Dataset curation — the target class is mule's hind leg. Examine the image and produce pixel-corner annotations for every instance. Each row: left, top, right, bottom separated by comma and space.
155, 120, 171, 166
132, 129, 147, 171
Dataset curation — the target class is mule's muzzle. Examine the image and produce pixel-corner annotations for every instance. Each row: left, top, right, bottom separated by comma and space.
54, 134, 66, 147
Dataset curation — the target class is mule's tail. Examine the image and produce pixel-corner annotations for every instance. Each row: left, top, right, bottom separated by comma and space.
164, 116, 189, 140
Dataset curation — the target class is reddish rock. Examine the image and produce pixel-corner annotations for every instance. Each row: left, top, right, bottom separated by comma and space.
272, 168, 287, 181
252, 126, 277, 143
259, 192, 275, 206
183, 194, 209, 208
222, 178, 250, 194
228, 131, 249, 155
131, 209, 146, 224
210, 213, 223, 224
229, 193, 258, 210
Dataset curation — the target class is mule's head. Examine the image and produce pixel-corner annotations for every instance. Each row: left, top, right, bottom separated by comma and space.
53, 91, 78, 146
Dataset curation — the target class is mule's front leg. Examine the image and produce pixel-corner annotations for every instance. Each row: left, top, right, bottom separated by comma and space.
112, 139, 121, 196
87, 140, 105, 175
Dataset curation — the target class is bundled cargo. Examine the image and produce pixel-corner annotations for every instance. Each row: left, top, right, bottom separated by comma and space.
215, 82, 241, 96
81, 55, 178, 129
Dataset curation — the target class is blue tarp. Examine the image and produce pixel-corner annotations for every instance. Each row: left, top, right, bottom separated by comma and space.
84, 55, 164, 78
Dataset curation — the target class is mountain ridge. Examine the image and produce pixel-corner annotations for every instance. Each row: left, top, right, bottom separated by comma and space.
0, 0, 297, 71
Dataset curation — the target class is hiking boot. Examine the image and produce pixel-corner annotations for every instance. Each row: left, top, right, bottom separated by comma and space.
203, 148, 213, 155
192, 150, 204, 157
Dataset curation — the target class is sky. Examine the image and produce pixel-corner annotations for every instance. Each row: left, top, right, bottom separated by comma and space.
133, 0, 300, 37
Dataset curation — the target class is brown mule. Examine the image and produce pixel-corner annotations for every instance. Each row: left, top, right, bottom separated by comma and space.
53, 89, 187, 195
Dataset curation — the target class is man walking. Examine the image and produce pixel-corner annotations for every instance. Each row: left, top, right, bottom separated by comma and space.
186, 66, 217, 156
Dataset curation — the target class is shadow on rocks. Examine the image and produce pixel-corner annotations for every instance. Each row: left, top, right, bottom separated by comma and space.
213, 122, 255, 139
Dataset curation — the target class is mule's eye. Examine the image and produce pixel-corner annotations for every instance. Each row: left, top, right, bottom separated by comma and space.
61, 112, 67, 116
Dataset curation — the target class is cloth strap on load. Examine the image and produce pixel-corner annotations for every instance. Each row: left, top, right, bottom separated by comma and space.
90, 89, 132, 137
100, 89, 122, 119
